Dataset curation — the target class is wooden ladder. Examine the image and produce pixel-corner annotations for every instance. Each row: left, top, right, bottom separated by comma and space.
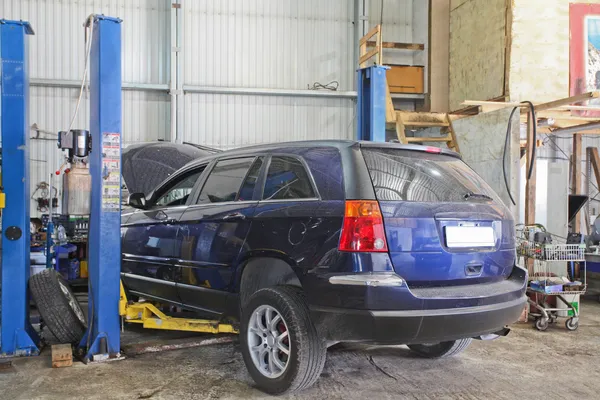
392, 111, 461, 153
358, 24, 461, 154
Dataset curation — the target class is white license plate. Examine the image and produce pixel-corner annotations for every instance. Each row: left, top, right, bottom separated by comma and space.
445, 226, 495, 248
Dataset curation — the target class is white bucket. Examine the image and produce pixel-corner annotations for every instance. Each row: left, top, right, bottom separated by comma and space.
30, 265, 46, 277
557, 294, 580, 317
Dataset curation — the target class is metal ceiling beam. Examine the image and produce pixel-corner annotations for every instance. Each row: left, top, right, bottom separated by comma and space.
30, 78, 168, 91
183, 85, 359, 99
30, 78, 424, 100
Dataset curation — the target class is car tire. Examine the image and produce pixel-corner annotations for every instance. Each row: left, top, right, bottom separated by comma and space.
29, 269, 87, 343
240, 286, 326, 395
408, 338, 472, 358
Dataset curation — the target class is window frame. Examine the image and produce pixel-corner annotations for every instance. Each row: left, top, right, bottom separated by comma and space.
190, 155, 263, 206
235, 156, 265, 202
258, 154, 321, 202
146, 163, 209, 209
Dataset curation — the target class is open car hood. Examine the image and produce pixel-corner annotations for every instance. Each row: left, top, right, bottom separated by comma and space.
122, 142, 219, 196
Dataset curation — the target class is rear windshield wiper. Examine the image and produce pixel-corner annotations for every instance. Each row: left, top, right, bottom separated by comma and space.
464, 192, 493, 201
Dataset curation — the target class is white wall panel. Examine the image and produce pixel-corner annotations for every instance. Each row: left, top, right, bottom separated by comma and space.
0, 0, 170, 84
184, 94, 355, 150
27, 86, 169, 216
1, 0, 420, 216
184, 0, 355, 90
369, 0, 414, 65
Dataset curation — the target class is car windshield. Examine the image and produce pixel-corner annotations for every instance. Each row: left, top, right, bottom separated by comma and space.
362, 148, 499, 203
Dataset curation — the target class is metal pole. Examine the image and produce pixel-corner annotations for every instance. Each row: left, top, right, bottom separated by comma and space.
0, 19, 39, 356
356, 65, 388, 142
170, 0, 177, 142
176, 0, 184, 143
79, 15, 122, 361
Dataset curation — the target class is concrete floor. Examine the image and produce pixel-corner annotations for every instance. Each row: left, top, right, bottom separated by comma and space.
2, 299, 600, 400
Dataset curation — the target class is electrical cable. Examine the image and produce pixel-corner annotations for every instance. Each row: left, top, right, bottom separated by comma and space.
545, 134, 600, 192
502, 106, 519, 205
502, 101, 536, 205
380, 0, 384, 27
64, 14, 94, 143
544, 134, 600, 206
308, 81, 339, 91
522, 101, 537, 180
64, 14, 95, 361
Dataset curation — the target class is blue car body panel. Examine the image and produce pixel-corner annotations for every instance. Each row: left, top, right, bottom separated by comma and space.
120, 140, 527, 344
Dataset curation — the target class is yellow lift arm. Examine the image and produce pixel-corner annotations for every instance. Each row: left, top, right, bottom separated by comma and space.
119, 282, 238, 334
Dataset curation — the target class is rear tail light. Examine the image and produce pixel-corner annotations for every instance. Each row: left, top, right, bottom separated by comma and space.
424, 146, 442, 154
339, 200, 388, 252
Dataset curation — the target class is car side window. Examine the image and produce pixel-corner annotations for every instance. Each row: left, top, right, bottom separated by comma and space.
262, 156, 316, 200
197, 157, 255, 204
154, 169, 204, 207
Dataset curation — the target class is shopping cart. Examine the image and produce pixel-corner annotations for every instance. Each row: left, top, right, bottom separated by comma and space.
516, 224, 586, 331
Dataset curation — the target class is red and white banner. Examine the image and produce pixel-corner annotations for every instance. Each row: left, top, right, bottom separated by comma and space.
570, 3, 600, 117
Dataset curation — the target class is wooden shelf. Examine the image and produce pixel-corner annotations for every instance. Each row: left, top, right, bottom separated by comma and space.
366, 41, 424, 51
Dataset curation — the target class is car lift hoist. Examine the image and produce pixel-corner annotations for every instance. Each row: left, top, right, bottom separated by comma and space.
356, 65, 389, 142
118, 283, 237, 334
0, 19, 39, 357
0, 13, 384, 359
0, 15, 238, 359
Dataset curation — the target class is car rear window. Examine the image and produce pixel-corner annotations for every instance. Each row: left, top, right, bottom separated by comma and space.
361, 148, 498, 203
262, 156, 316, 200
197, 157, 255, 203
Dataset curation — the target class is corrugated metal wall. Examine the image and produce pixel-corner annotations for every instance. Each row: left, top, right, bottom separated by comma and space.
536, 134, 600, 217
184, 0, 355, 89
182, 0, 356, 148
184, 94, 354, 150
0, 0, 420, 215
370, 0, 413, 65
1, 0, 171, 215
3, 0, 170, 83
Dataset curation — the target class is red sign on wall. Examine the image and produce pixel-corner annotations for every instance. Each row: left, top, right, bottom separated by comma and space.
570, 3, 600, 117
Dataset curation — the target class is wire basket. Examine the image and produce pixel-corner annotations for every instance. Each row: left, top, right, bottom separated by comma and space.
519, 242, 585, 261
516, 224, 585, 261
527, 259, 587, 295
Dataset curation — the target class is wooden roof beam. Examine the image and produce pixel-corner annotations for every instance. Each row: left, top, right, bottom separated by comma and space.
462, 92, 600, 114
534, 91, 600, 112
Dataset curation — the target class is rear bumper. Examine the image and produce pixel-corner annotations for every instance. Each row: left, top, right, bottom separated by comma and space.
310, 295, 526, 345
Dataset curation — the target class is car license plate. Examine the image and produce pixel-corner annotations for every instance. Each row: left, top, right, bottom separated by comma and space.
445, 226, 495, 248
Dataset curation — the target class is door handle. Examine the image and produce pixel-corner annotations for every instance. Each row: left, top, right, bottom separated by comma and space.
223, 212, 246, 221
160, 218, 178, 225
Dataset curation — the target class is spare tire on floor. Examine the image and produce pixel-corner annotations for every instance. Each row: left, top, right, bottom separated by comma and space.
29, 269, 87, 343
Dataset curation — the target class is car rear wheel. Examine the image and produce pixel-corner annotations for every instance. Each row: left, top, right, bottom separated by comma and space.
240, 286, 326, 395
408, 338, 472, 358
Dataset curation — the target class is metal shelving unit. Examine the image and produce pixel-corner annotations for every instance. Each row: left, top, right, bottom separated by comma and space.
517, 224, 587, 331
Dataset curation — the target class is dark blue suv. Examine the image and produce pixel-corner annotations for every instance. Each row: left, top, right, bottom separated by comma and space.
121, 140, 527, 394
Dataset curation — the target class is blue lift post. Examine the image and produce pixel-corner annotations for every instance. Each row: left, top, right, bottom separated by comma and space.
0, 20, 39, 356
356, 65, 389, 142
79, 15, 122, 362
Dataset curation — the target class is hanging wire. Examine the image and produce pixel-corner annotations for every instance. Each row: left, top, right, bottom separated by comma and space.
544, 134, 600, 204
308, 81, 339, 91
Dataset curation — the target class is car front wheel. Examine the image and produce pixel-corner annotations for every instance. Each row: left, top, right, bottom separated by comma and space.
240, 286, 326, 395
408, 338, 472, 358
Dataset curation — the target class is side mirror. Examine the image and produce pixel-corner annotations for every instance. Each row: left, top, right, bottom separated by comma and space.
128, 193, 147, 209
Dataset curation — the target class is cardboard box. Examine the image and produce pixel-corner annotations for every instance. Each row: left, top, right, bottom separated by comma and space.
386, 65, 424, 94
